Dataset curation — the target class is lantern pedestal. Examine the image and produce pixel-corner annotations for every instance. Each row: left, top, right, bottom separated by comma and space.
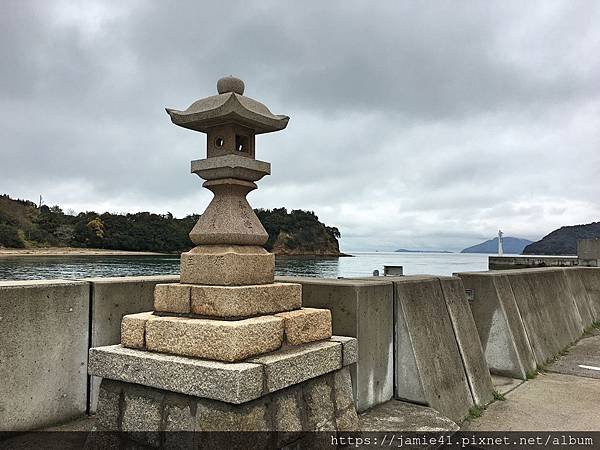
87, 77, 359, 442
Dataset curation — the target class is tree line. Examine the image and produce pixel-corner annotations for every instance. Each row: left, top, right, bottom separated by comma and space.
0, 195, 341, 254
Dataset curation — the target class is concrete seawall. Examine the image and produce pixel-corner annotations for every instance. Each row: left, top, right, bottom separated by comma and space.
0, 276, 179, 431
489, 255, 578, 270
276, 276, 395, 413
457, 267, 600, 378
0, 280, 89, 432
3, 267, 600, 431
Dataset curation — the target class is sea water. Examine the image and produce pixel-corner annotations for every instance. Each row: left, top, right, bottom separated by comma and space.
0, 252, 493, 281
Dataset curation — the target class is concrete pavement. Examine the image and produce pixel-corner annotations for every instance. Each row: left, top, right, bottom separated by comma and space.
464, 330, 600, 431
547, 331, 600, 380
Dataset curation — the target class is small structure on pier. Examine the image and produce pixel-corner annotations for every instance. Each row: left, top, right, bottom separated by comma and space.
87, 77, 358, 444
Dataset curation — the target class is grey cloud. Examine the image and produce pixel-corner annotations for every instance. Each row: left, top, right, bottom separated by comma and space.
1, 0, 599, 252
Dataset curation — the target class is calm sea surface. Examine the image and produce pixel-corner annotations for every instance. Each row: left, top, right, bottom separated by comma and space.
0, 252, 493, 281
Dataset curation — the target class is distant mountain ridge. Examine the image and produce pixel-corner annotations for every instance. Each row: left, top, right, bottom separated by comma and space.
523, 222, 600, 255
461, 237, 533, 254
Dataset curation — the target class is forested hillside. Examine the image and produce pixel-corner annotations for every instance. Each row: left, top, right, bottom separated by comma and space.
0, 195, 341, 255
523, 222, 600, 255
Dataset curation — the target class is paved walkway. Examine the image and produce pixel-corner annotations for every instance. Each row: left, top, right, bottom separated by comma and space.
464, 332, 600, 431
359, 400, 458, 432
547, 331, 600, 380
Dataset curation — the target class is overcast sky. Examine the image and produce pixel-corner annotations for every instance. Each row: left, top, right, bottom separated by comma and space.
1, 1, 599, 252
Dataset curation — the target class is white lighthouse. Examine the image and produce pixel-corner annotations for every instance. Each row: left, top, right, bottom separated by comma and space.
498, 229, 504, 256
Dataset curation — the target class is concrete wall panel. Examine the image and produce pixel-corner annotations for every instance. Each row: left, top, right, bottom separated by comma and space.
438, 277, 495, 406
84, 275, 180, 413
507, 270, 583, 365
0, 280, 89, 431
393, 277, 474, 423
458, 273, 536, 379
578, 268, 600, 320
276, 276, 394, 413
562, 269, 595, 328
459, 268, 594, 377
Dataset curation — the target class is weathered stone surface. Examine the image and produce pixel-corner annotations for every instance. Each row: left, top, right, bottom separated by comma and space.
88, 345, 264, 404
332, 367, 359, 431
180, 245, 274, 286
154, 283, 191, 314
329, 335, 358, 366
191, 282, 301, 318
93, 370, 357, 437
275, 307, 332, 345
145, 315, 284, 362
191, 154, 270, 182
120, 311, 154, 349
163, 393, 197, 448
217, 75, 245, 95
248, 341, 342, 393
302, 376, 336, 431
277, 276, 393, 413
272, 387, 303, 432
196, 398, 269, 431
189, 179, 269, 246
164, 393, 196, 431
166, 78, 289, 135
439, 277, 495, 406
96, 379, 121, 430
122, 385, 163, 446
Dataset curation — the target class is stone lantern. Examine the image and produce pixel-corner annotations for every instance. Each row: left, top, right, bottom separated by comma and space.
87, 78, 358, 442
165, 75, 288, 286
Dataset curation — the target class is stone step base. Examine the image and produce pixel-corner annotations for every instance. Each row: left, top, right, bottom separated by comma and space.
121, 308, 332, 362
88, 338, 357, 404
90, 366, 358, 448
153, 282, 302, 318
180, 245, 274, 286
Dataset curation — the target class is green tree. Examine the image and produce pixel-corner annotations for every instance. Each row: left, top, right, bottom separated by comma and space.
0, 223, 25, 248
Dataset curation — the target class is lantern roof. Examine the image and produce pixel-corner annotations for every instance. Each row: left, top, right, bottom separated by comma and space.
166, 76, 289, 134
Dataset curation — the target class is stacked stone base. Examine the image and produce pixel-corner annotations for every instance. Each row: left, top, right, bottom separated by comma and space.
88, 337, 358, 449
89, 368, 355, 449
89, 273, 358, 442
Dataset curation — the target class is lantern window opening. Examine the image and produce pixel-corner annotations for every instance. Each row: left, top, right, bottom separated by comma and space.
236, 134, 249, 153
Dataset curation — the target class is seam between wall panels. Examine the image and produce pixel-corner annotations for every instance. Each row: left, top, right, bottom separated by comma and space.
493, 276, 527, 380
391, 282, 397, 400
86, 281, 94, 415
505, 275, 536, 371
393, 282, 427, 406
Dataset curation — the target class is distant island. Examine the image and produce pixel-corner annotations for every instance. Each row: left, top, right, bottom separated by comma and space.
0, 195, 343, 256
461, 237, 532, 254
523, 222, 600, 255
395, 248, 453, 253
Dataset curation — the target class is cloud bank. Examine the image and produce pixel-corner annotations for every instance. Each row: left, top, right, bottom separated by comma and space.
1, 0, 599, 251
